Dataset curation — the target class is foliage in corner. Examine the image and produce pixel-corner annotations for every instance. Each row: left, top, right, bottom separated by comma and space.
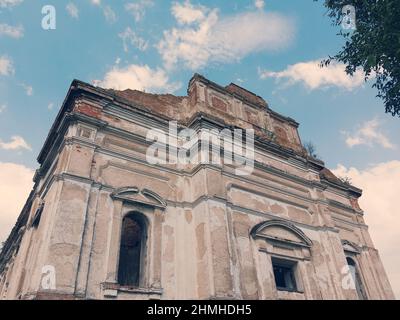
319, 0, 400, 117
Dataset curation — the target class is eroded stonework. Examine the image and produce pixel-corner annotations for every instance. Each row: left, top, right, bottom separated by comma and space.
0, 74, 394, 300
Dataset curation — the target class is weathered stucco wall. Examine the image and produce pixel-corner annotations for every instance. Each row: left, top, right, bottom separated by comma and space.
0, 75, 394, 300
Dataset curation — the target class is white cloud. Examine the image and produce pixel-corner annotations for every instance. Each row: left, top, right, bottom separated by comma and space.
0, 55, 14, 76
66, 2, 79, 19
0, 136, 32, 151
158, 1, 295, 70
259, 59, 366, 91
103, 5, 117, 24
47, 102, 54, 110
89, 0, 116, 23
0, 104, 6, 114
20, 83, 33, 96
332, 161, 400, 299
342, 118, 396, 149
25, 86, 33, 96
171, 0, 207, 25
254, 0, 265, 10
0, 23, 24, 38
119, 27, 148, 52
125, 0, 154, 22
0, 0, 23, 9
0, 162, 34, 243
94, 64, 181, 93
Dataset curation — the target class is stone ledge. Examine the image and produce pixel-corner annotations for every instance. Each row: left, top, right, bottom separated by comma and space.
102, 282, 163, 298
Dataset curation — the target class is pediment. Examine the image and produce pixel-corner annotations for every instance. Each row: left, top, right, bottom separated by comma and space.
342, 240, 361, 254
111, 187, 166, 209
251, 219, 312, 248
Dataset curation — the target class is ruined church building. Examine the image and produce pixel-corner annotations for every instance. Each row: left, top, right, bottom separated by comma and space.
0, 74, 394, 300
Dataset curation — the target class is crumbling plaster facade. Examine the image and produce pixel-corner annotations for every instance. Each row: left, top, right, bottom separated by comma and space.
0, 74, 394, 300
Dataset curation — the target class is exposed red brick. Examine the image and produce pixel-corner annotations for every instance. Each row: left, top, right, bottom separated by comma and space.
189, 85, 198, 107
225, 83, 267, 108
211, 96, 228, 112
350, 198, 362, 211
274, 126, 290, 148
35, 292, 78, 300
320, 168, 342, 184
111, 89, 185, 119
245, 108, 258, 125
74, 102, 102, 119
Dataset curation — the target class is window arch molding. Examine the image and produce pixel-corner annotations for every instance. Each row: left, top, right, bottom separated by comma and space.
250, 219, 314, 299
342, 240, 368, 300
103, 187, 165, 299
111, 187, 167, 209
250, 219, 313, 248
342, 240, 361, 254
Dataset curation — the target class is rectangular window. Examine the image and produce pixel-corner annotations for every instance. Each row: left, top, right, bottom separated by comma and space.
272, 257, 298, 292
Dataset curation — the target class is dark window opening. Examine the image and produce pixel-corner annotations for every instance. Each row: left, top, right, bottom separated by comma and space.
346, 257, 367, 300
31, 203, 44, 229
118, 214, 146, 287
272, 258, 298, 292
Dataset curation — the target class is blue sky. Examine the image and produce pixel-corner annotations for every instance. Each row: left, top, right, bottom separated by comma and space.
0, 0, 399, 298
0, 0, 398, 169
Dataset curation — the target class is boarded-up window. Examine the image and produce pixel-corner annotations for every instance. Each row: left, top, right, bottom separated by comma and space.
118, 214, 146, 287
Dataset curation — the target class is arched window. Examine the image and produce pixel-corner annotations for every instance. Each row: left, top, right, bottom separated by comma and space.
346, 257, 367, 300
118, 213, 147, 287
31, 202, 44, 229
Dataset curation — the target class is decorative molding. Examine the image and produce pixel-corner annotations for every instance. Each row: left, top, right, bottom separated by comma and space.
111, 187, 166, 209
251, 219, 313, 248
102, 282, 163, 297
259, 248, 311, 261
342, 240, 361, 254
328, 199, 357, 213
228, 183, 310, 211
